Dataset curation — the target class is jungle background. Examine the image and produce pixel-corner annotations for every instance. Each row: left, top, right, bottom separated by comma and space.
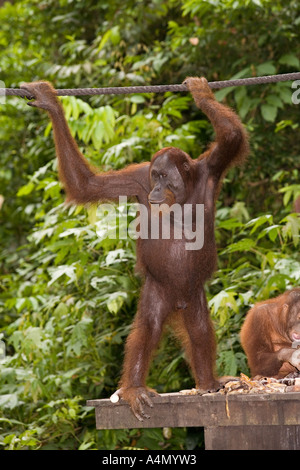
0, 0, 299, 450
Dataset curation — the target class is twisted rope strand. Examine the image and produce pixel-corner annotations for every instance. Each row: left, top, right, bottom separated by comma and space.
2, 72, 300, 99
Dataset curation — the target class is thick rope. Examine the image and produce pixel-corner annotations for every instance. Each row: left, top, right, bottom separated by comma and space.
1, 72, 300, 99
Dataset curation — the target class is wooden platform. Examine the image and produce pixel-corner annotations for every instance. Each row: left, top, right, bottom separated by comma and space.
87, 392, 300, 450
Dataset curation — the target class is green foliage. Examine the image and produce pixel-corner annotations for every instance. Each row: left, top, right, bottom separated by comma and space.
0, 0, 299, 451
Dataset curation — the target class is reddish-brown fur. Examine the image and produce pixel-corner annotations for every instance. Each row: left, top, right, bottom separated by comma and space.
21, 77, 249, 420
241, 288, 300, 378
294, 196, 300, 213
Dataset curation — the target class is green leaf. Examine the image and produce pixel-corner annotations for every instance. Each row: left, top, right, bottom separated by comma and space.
97, 26, 120, 51
0, 393, 19, 409
261, 103, 277, 122
215, 86, 235, 101
17, 181, 35, 196
277, 84, 292, 104
130, 95, 146, 103
48, 265, 77, 286
281, 214, 300, 247
224, 238, 255, 253
256, 62, 276, 76
238, 96, 252, 119
266, 94, 283, 109
218, 350, 238, 376
67, 318, 93, 356
246, 214, 273, 234
106, 292, 127, 314
92, 121, 104, 150
87, 205, 97, 225
257, 225, 280, 242
217, 218, 244, 230
279, 54, 300, 68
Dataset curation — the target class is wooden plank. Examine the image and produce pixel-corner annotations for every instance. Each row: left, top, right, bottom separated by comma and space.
87, 392, 300, 430
204, 425, 300, 450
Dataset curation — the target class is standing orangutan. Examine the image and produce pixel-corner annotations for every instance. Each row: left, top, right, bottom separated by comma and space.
21, 77, 249, 420
241, 288, 300, 379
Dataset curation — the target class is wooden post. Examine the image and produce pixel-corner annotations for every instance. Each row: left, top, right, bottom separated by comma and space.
87, 392, 300, 450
